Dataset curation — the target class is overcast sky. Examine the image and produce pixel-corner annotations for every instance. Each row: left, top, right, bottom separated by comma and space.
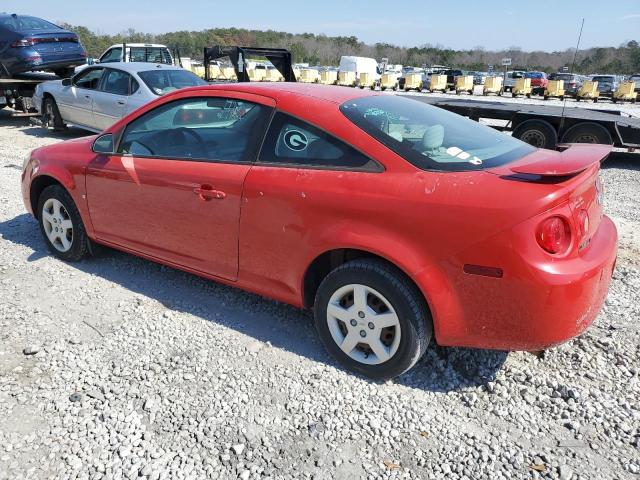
3, 0, 639, 51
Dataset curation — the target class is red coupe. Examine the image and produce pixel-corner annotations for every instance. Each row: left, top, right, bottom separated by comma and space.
21, 83, 617, 379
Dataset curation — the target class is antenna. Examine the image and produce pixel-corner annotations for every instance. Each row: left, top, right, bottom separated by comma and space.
561, 18, 585, 127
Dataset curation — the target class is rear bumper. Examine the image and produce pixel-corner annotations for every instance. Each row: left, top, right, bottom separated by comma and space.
6, 54, 86, 76
425, 215, 618, 351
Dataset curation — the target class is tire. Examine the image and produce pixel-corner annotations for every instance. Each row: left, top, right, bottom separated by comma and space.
53, 67, 75, 78
314, 259, 432, 380
561, 122, 613, 145
43, 97, 65, 131
512, 119, 558, 149
543, 95, 549, 101
37, 185, 90, 262
559, 96, 564, 101
576, 96, 581, 102
381, 87, 386, 91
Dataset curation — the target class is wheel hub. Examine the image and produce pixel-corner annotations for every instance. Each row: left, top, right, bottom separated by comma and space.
326, 284, 401, 365
41, 198, 73, 253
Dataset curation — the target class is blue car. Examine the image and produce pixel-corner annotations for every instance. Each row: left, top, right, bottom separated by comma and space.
0, 13, 86, 78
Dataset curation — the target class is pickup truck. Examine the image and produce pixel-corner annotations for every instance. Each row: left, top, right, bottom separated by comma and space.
502, 70, 526, 93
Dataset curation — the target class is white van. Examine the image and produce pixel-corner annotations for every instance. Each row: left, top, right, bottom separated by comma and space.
339, 56, 379, 84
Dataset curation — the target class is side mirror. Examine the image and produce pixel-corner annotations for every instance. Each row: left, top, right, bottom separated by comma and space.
92, 133, 115, 154
61, 78, 72, 87
87, 57, 95, 65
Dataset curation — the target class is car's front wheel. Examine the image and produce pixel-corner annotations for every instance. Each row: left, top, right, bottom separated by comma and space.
314, 259, 432, 380
37, 185, 90, 261
42, 97, 65, 130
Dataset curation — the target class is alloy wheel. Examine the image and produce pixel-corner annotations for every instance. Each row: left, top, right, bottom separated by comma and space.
326, 284, 401, 365
41, 198, 73, 252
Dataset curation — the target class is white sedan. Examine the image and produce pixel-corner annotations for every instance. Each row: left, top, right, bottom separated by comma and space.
33, 62, 207, 133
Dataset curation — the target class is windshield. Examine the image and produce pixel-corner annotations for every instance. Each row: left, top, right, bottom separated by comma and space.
138, 70, 207, 95
592, 76, 614, 83
340, 96, 534, 172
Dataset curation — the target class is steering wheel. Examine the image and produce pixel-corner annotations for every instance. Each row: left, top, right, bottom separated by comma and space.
174, 127, 208, 158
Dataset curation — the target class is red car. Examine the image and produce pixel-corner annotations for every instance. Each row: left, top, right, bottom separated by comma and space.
525, 71, 549, 95
21, 83, 617, 379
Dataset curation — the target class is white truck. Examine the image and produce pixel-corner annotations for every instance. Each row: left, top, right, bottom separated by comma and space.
338, 56, 379, 86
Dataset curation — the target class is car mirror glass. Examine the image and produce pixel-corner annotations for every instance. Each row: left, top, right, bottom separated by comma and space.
92, 134, 114, 154
61, 78, 72, 87
87, 57, 95, 65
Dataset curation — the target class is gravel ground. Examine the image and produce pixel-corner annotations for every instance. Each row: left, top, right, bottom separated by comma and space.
0, 110, 638, 480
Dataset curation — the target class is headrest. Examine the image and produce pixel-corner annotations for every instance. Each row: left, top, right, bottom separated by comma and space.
422, 124, 444, 150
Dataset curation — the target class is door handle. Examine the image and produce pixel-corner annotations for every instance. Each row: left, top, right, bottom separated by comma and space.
117, 100, 125, 105
193, 186, 225, 200
84, 95, 91, 100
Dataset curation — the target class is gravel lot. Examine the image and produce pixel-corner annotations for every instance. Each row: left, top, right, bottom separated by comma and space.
0, 108, 638, 480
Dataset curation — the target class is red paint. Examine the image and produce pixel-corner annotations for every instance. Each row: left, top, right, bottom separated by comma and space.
21, 83, 618, 351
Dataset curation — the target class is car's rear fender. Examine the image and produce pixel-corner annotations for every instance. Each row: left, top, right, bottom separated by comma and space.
300, 222, 455, 345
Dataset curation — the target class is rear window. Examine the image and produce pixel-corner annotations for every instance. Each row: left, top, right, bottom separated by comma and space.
340, 96, 534, 172
129, 47, 172, 64
592, 76, 614, 83
525, 72, 545, 79
137, 69, 207, 95
0, 15, 59, 32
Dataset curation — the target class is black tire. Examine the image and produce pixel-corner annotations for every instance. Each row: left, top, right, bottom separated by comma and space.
43, 96, 65, 130
561, 122, 613, 145
512, 119, 558, 149
37, 185, 90, 262
576, 96, 581, 102
314, 259, 432, 380
381, 87, 386, 91
53, 67, 75, 78
543, 95, 549, 100
559, 96, 565, 101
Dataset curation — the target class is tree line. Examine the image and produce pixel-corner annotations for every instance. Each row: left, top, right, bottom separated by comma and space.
63, 24, 640, 75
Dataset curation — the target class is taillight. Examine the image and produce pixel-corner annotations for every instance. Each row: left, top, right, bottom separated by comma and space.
10, 38, 35, 47
536, 216, 572, 254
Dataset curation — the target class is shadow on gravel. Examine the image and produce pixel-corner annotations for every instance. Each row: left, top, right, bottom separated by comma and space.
0, 213, 506, 392
0, 109, 93, 140
602, 152, 640, 171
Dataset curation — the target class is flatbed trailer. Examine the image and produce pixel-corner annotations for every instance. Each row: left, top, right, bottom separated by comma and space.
0, 73, 57, 113
405, 96, 640, 150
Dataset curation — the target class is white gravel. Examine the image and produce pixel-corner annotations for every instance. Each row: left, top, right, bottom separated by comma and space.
0, 109, 639, 480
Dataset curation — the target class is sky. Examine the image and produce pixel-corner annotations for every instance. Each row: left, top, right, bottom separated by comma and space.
2, 0, 639, 52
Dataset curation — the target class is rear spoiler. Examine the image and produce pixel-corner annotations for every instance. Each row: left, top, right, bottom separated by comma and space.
509, 144, 612, 177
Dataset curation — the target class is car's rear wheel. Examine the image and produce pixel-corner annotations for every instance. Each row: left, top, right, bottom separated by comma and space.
43, 97, 65, 130
37, 185, 90, 262
314, 259, 432, 380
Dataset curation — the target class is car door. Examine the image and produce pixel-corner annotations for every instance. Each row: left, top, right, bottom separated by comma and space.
239, 111, 382, 291
85, 93, 275, 280
55, 67, 104, 128
91, 68, 130, 130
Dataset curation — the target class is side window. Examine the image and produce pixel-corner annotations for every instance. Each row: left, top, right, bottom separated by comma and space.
100, 48, 122, 63
130, 78, 140, 94
73, 68, 104, 90
101, 69, 132, 95
259, 112, 374, 169
118, 97, 271, 162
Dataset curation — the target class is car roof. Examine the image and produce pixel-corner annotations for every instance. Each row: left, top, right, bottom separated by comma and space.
107, 43, 168, 48
179, 82, 378, 105
92, 62, 185, 74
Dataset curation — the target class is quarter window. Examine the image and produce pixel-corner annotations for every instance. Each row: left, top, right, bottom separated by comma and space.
259, 112, 374, 169
118, 97, 271, 163
73, 68, 104, 90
